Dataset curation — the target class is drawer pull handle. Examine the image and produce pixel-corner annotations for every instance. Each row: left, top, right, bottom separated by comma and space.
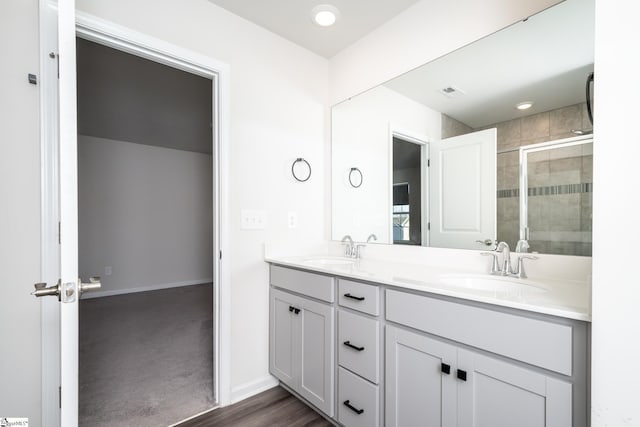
441, 363, 451, 375
343, 400, 364, 415
343, 341, 365, 351
457, 369, 467, 382
344, 293, 365, 301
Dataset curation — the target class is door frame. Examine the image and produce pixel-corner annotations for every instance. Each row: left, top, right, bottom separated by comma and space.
40, 10, 232, 425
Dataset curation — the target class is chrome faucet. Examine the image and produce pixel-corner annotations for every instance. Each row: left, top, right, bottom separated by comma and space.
481, 240, 538, 278
341, 235, 356, 258
366, 234, 377, 243
496, 241, 511, 275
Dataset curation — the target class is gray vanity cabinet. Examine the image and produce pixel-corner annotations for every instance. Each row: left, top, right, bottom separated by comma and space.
269, 273, 335, 417
456, 349, 571, 426
385, 325, 457, 426
386, 325, 572, 427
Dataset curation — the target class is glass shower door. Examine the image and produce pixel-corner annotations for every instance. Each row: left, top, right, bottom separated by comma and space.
520, 136, 593, 256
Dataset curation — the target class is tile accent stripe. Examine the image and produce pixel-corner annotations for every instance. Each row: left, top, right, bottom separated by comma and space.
497, 183, 593, 199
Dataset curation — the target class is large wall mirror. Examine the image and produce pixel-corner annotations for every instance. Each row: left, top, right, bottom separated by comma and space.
331, 0, 594, 256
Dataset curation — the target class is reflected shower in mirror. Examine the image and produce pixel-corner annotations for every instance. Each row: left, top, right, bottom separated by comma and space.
331, 0, 594, 256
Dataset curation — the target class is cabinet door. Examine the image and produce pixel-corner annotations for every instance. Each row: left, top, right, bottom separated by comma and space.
385, 325, 457, 427
269, 288, 298, 390
457, 349, 572, 427
299, 296, 335, 417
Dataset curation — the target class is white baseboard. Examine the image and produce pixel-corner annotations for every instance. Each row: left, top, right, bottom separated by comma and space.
80, 278, 213, 299
230, 375, 279, 405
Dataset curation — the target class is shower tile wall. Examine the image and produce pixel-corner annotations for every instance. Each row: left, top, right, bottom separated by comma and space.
441, 102, 592, 256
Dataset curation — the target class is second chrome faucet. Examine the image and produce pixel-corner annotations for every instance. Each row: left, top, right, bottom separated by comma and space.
481, 241, 538, 279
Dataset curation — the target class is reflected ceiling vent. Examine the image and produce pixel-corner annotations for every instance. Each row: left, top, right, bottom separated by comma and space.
439, 85, 465, 99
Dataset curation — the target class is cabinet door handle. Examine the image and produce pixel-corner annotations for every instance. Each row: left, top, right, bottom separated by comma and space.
293, 308, 300, 315
457, 369, 467, 382
344, 293, 365, 301
343, 400, 364, 415
343, 341, 365, 351
289, 306, 294, 312
441, 363, 451, 375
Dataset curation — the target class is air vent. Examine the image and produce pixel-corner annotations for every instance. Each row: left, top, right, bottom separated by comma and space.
439, 85, 465, 98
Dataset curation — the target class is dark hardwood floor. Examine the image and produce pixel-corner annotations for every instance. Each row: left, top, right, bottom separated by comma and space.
177, 386, 334, 427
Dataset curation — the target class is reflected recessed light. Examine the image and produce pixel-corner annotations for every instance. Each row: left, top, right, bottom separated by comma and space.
516, 101, 534, 110
311, 4, 339, 27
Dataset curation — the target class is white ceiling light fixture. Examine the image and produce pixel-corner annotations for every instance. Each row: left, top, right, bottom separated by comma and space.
516, 101, 534, 110
311, 4, 340, 27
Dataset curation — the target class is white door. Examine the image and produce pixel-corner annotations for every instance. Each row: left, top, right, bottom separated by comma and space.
59, 1, 81, 424
430, 129, 496, 249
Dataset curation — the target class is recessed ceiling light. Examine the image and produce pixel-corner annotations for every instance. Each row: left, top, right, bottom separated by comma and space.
311, 4, 339, 27
516, 101, 534, 110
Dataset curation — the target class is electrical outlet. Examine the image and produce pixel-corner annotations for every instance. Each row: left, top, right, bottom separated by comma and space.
241, 209, 267, 230
104, 266, 112, 276
288, 212, 297, 229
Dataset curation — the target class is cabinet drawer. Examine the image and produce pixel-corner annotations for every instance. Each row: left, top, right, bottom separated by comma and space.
270, 265, 335, 303
386, 289, 573, 376
338, 279, 380, 316
338, 310, 380, 383
338, 367, 379, 427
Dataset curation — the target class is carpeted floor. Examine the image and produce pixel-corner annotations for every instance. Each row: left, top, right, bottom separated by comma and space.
79, 284, 215, 427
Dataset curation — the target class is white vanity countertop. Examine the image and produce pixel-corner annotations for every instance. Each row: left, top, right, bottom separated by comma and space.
265, 255, 591, 322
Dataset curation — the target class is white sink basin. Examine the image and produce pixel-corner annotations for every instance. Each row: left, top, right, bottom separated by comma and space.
302, 257, 355, 266
438, 274, 548, 293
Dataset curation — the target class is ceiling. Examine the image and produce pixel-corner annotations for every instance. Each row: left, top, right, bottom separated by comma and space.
383, 0, 595, 128
207, 0, 421, 58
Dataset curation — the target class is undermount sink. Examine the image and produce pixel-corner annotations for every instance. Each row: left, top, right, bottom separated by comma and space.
302, 256, 355, 266
438, 274, 548, 293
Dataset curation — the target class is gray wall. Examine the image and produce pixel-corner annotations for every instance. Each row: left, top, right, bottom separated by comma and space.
76, 38, 213, 155
0, 0, 42, 424
78, 135, 213, 295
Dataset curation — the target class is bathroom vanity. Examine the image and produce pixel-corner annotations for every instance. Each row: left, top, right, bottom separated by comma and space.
267, 256, 590, 427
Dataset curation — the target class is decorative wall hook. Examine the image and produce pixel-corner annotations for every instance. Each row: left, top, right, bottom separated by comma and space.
291, 158, 311, 182
349, 167, 363, 188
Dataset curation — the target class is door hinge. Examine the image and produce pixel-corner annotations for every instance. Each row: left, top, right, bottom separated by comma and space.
58, 221, 61, 245
59, 385, 61, 408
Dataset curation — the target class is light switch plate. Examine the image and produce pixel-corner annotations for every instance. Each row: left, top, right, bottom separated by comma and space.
241, 209, 267, 230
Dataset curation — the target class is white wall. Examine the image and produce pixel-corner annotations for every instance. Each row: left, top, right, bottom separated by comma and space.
78, 136, 213, 296
0, 0, 42, 424
591, 0, 640, 424
329, 0, 561, 104
75, 0, 329, 393
331, 85, 440, 243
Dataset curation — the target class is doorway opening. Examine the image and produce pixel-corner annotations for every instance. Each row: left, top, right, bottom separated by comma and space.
75, 37, 217, 425
391, 134, 429, 246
